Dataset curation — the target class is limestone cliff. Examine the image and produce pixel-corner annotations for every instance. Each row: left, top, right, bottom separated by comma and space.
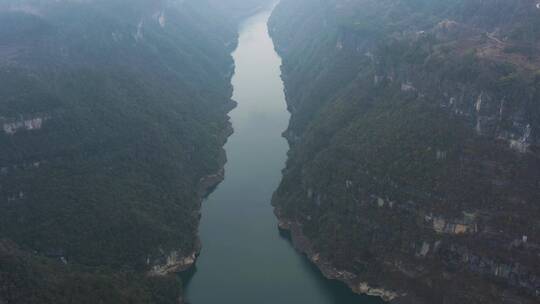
270, 0, 540, 303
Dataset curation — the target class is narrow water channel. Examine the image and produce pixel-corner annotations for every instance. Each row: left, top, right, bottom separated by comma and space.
184, 9, 383, 304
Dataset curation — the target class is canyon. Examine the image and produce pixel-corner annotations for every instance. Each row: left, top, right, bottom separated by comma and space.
1, 1, 539, 303
183, 10, 381, 304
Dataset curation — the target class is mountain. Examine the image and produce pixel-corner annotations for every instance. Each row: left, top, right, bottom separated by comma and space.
269, 0, 540, 303
0, 0, 267, 303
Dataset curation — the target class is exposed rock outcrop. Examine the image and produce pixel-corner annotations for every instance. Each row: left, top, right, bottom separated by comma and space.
149, 245, 201, 276
276, 208, 402, 302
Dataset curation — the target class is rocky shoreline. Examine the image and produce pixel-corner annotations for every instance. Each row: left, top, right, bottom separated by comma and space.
149, 122, 233, 304
147, 165, 227, 278
149, 163, 229, 277
274, 207, 401, 303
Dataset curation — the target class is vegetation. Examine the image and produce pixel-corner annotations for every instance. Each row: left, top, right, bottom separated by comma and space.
0, 239, 182, 304
0, 0, 266, 302
271, 0, 540, 303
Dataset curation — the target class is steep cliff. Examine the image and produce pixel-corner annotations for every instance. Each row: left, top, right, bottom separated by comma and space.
270, 0, 540, 303
0, 0, 265, 303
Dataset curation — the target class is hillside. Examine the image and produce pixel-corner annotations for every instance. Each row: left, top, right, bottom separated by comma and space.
270, 0, 540, 303
0, 0, 266, 303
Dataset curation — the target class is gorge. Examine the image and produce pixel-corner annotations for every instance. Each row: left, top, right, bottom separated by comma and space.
183, 9, 382, 304
1, 1, 539, 304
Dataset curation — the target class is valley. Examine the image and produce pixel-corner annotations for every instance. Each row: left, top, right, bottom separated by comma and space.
183, 10, 382, 304
1, 1, 539, 304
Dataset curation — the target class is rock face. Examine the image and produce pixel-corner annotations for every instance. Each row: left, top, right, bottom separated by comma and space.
269, 0, 540, 303
149, 247, 201, 276
276, 208, 402, 302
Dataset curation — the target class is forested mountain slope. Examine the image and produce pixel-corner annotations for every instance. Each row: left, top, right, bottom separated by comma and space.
0, 0, 267, 303
270, 0, 540, 303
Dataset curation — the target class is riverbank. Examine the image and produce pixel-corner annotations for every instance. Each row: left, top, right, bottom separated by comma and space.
184, 9, 381, 303
149, 107, 236, 278
274, 208, 399, 302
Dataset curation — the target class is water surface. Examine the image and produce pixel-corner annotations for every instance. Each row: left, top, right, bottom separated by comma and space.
184, 10, 383, 304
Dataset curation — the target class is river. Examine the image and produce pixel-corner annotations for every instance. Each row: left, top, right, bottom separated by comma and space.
184, 9, 384, 304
